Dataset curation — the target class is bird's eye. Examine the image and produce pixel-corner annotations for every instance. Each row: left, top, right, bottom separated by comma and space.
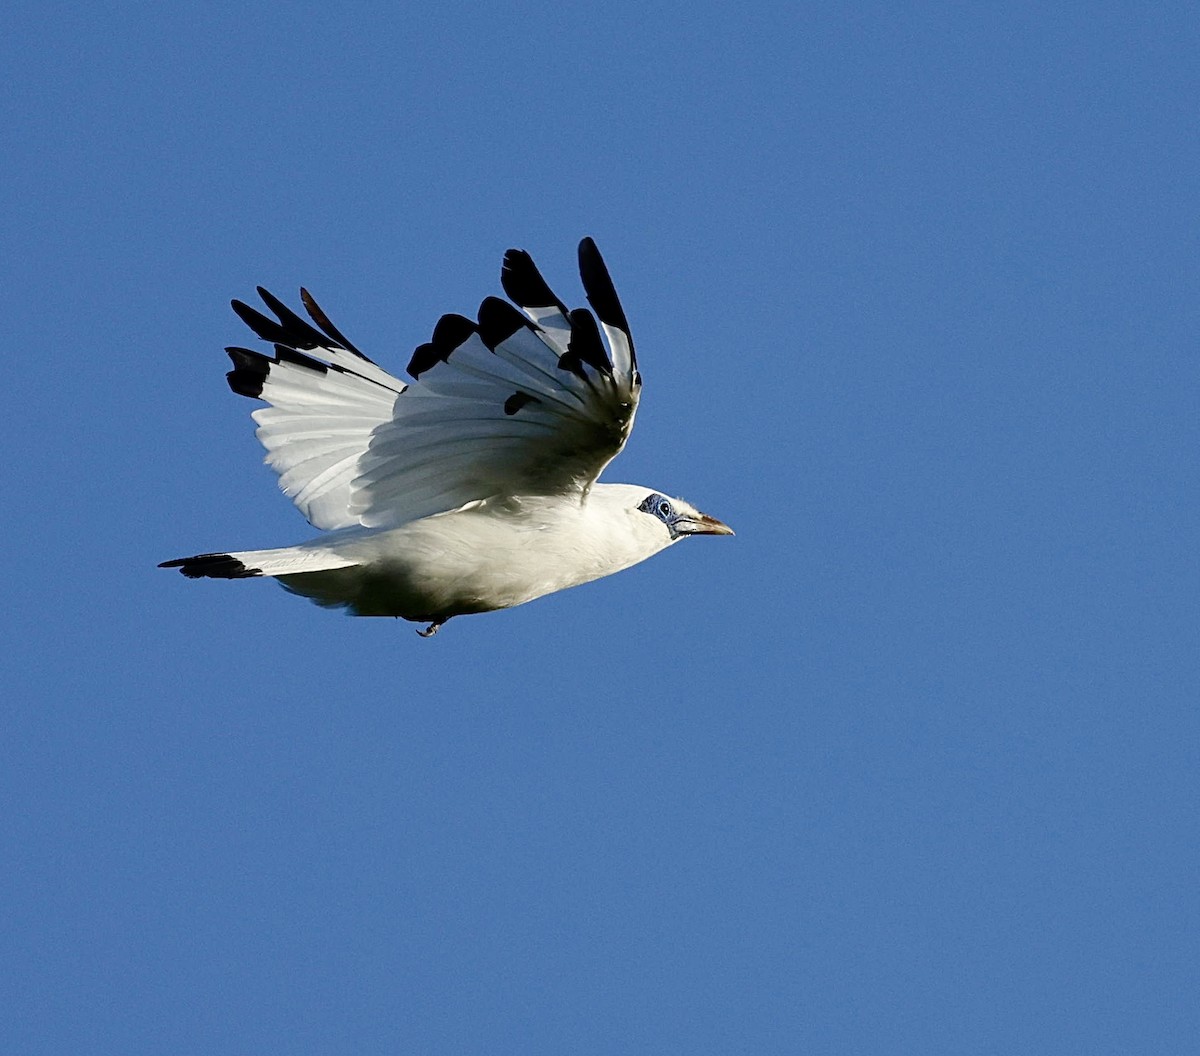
659, 500, 673, 519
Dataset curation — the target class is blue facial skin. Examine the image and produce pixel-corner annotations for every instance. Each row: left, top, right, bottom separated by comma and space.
638, 492, 680, 537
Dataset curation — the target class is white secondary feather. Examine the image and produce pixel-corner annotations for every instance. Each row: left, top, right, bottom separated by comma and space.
162, 238, 730, 634
251, 366, 401, 531
353, 325, 637, 529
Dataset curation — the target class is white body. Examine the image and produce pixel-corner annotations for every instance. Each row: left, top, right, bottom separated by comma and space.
249, 485, 675, 618
161, 240, 730, 633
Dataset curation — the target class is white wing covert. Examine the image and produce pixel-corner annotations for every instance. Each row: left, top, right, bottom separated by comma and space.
225, 238, 641, 532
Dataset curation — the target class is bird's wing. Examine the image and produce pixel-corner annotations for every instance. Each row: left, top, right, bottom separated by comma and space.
226, 238, 641, 531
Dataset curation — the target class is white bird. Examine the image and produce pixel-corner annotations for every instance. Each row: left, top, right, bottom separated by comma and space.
160, 238, 732, 636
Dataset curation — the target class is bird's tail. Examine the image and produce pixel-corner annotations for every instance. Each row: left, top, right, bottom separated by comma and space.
158, 545, 355, 580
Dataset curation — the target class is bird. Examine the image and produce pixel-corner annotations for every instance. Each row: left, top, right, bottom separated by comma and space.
160, 238, 732, 636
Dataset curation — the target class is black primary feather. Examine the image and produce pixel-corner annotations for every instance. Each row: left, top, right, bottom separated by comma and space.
408, 314, 477, 378
158, 553, 262, 579
254, 287, 336, 350
501, 249, 570, 314
225, 345, 333, 399
577, 237, 637, 370
299, 288, 370, 359
477, 296, 535, 351
565, 308, 612, 376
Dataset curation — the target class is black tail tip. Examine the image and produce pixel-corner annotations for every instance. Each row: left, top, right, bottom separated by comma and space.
158, 553, 262, 579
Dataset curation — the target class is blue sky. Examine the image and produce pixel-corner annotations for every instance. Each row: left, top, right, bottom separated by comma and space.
3, 1, 1197, 1052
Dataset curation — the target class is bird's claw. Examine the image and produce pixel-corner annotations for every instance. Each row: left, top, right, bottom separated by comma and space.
416, 620, 443, 638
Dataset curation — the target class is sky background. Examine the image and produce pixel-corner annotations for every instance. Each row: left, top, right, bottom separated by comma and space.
3, 1, 1197, 1052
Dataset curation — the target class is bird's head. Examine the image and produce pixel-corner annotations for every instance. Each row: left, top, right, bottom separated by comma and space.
635, 490, 734, 541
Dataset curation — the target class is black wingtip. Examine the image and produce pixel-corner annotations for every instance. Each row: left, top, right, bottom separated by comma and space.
501, 249, 569, 314
564, 307, 612, 376
433, 312, 478, 351
406, 341, 439, 380
225, 343, 333, 398
256, 288, 334, 351
577, 238, 629, 330
299, 288, 371, 360
159, 553, 262, 579
477, 297, 533, 351
232, 288, 368, 359
407, 313, 477, 378
231, 297, 285, 345
577, 238, 636, 370
225, 347, 269, 398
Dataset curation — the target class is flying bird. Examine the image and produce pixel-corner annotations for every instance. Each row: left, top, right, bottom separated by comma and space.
160, 238, 732, 636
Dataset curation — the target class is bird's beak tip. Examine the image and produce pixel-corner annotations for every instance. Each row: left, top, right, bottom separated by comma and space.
693, 514, 734, 537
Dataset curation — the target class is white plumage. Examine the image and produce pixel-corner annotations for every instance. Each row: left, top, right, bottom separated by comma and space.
161, 238, 731, 635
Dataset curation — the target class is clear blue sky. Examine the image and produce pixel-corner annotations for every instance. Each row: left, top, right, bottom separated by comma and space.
4, 2, 1197, 1052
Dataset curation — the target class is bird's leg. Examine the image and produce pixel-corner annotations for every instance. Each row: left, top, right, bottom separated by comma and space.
416, 619, 444, 638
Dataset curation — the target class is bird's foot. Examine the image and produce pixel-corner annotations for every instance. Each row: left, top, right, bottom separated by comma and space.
416, 620, 443, 638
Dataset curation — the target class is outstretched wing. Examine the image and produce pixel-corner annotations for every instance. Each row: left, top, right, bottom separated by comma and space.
226, 238, 642, 531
